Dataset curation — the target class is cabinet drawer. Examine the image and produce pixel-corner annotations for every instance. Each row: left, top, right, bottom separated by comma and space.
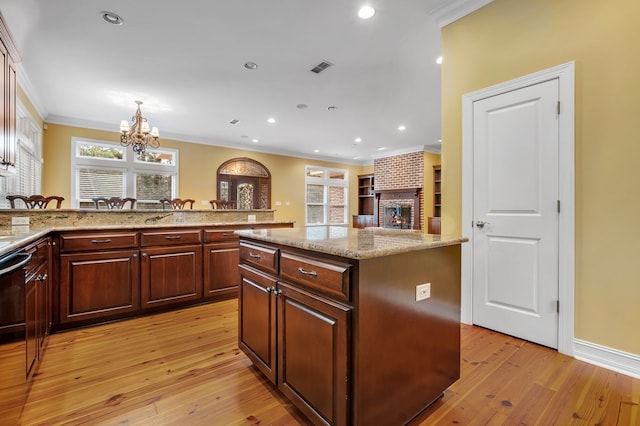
280, 251, 351, 302
239, 241, 278, 274
204, 229, 239, 243
59, 232, 138, 252
141, 229, 202, 246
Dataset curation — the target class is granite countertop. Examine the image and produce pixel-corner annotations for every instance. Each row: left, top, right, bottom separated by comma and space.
236, 227, 468, 260
0, 221, 295, 257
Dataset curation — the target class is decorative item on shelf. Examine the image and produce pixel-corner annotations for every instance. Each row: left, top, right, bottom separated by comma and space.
119, 100, 160, 154
6, 195, 65, 209
159, 198, 195, 210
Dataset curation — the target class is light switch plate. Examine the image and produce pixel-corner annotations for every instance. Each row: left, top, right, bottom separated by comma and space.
11, 216, 29, 225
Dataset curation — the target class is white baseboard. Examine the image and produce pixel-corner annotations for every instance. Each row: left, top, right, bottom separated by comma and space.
573, 338, 640, 379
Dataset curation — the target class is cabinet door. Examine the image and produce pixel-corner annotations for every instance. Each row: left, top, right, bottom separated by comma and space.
277, 282, 351, 426
25, 275, 37, 378
140, 245, 202, 309
204, 242, 240, 300
35, 262, 49, 350
59, 250, 140, 324
238, 264, 277, 384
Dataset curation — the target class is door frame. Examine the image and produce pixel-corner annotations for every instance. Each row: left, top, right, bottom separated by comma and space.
461, 61, 575, 355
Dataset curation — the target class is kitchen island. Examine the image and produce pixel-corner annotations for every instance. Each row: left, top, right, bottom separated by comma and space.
236, 227, 467, 426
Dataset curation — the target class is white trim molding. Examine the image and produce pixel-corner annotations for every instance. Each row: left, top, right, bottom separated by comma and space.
461, 61, 576, 356
574, 339, 640, 379
370, 145, 428, 159
428, 0, 494, 28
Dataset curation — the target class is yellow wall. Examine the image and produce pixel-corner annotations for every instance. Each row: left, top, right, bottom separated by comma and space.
42, 123, 369, 225
441, 0, 640, 354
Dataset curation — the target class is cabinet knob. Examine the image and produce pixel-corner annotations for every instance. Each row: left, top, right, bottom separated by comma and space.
132, 253, 138, 258
275, 289, 283, 296
141, 253, 147, 258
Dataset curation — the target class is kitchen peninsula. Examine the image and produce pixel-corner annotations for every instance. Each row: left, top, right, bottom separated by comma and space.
0, 208, 293, 424
236, 227, 466, 425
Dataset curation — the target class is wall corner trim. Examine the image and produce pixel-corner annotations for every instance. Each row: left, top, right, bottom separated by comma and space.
574, 338, 640, 379
428, 0, 494, 28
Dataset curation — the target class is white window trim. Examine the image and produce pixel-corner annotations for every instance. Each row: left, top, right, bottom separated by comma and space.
70, 137, 179, 208
304, 165, 349, 226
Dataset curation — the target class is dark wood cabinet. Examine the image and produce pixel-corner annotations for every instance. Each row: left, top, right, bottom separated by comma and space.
239, 242, 351, 426
0, 15, 19, 175
238, 264, 277, 383
59, 249, 140, 324
203, 229, 240, 300
277, 282, 350, 426
239, 234, 461, 425
140, 244, 202, 309
353, 173, 376, 228
25, 271, 37, 377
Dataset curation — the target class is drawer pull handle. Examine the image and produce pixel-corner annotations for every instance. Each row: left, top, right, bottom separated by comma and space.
223, 233, 235, 237
297, 267, 318, 277
249, 252, 261, 259
91, 239, 112, 244
165, 235, 182, 240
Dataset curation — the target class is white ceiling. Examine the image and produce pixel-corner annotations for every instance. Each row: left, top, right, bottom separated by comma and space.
0, 0, 487, 164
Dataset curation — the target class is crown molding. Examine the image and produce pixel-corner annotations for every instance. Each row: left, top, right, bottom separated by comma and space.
16, 64, 48, 121
428, 0, 494, 28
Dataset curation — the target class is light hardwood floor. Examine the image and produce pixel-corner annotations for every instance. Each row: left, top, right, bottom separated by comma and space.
18, 300, 640, 425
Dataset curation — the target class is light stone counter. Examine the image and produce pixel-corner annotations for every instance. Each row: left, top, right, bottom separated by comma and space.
236, 226, 467, 260
0, 209, 293, 257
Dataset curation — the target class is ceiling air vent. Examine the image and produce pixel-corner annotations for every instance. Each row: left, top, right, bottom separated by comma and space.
310, 60, 334, 74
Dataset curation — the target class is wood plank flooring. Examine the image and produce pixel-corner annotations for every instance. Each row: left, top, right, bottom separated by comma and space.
18, 300, 640, 425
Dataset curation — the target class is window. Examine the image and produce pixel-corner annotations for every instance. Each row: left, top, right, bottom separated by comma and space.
71, 138, 178, 208
304, 166, 348, 226
0, 101, 43, 208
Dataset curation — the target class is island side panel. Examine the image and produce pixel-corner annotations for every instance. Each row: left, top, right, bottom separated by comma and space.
353, 244, 461, 425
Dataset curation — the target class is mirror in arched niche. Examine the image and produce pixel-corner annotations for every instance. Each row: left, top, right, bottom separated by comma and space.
217, 157, 271, 209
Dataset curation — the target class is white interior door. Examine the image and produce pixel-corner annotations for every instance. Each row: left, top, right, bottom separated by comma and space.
472, 79, 559, 349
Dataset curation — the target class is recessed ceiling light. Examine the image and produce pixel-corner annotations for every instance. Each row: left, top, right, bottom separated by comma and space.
353, 156, 361, 160
101, 11, 124, 25
354, 137, 362, 143
267, 117, 276, 124
358, 5, 376, 19
252, 139, 259, 143
377, 147, 386, 151
244, 62, 258, 70
398, 125, 406, 131
436, 56, 443, 65
314, 149, 320, 153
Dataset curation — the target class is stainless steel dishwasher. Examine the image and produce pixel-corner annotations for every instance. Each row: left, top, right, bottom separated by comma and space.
0, 250, 32, 424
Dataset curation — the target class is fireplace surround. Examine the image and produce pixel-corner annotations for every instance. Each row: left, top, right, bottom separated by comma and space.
374, 188, 422, 230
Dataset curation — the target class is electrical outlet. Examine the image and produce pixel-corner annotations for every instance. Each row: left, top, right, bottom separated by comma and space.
248, 214, 256, 222
11, 216, 29, 225
416, 283, 431, 301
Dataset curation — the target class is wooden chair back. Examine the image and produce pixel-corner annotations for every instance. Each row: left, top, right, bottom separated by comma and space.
209, 200, 237, 209
6, 195, 65, 209
92, 197, 136, 209
159, 198, 195, 210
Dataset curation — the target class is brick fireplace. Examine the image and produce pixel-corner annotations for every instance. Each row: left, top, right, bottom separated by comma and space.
373, 151, 424, 230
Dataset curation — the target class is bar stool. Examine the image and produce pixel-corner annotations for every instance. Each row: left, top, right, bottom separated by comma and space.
209, 200, 236, 209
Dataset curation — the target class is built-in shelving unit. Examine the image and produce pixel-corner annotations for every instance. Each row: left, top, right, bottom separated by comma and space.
428, 165, 441, 234
353, 173, 376, 228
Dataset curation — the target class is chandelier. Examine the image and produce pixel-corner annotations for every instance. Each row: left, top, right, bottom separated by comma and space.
119, 100, 160, 154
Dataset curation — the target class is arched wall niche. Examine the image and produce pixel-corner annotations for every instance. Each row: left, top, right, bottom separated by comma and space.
217, 157, 271, 209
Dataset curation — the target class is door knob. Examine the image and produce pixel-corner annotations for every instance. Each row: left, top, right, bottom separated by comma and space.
475, 220, 490, 228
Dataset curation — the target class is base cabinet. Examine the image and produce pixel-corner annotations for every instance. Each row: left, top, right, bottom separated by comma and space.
141, 245, 202, 309
239, 242, 352, 426
239, 236, 461, 426
204, 229, 241, 300
59, 249, 140, 324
